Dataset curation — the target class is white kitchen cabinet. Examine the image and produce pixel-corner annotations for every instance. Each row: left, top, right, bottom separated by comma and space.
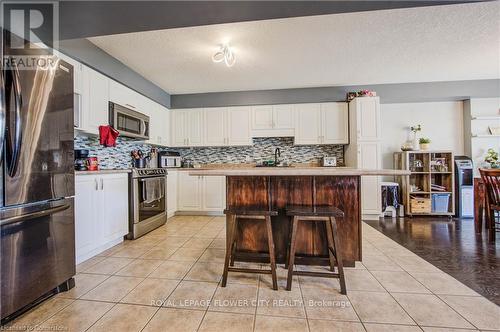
166, 169, 178, 217
350, 97, 381, 142
75, 173, 129, 264
251, 104, 294, 137
80, 66, 109, 135
202, 176, 226, 211
344, 97, 382, 219
145, 101, 169, 147
100, 175, 129, 244
294, 103, 322, 145
227, 107, 252, 146
177, 171, 202, 210
109, 80, 146, 111
294, 102, 348, 145
322, 103, 349, 144
172, 110, 189, 147
177, 172, 225, 213
171, 109, 204, 147
204, 107, 227, 146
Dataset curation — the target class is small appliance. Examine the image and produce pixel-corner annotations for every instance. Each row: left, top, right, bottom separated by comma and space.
129, 168, 167, 239
74, 149, 89, 171
159, 151, 182, 168
454, 156, 474, 218
109, 102, 149, 140
322, 156, 337, 167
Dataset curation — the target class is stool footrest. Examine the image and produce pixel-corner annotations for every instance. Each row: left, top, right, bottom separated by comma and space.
292, 270, 340, 278
228, 267, 271, 274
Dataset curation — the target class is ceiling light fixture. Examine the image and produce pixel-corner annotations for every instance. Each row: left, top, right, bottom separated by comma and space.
212, 44, 235, 67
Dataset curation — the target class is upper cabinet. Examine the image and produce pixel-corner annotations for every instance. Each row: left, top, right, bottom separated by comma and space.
109, 80, 147, 111
349, 97, 381, 142
171, 107, 251, 147
251, 104, 294, 137
77, 65, 109, 135
171, 109, 204, 147
145, 101, 170, 147
294, 102, 348, 145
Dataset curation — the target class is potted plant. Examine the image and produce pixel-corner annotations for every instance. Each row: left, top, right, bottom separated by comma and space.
484, 148, 499, 168
410, 124, 422, 150
419, 138, 431, 150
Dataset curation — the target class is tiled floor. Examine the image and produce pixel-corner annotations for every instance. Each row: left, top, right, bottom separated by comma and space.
6, 216, 500, 331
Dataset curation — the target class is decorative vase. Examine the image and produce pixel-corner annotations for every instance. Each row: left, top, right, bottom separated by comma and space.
413, 134, 419, 150
420, 143, 430, 151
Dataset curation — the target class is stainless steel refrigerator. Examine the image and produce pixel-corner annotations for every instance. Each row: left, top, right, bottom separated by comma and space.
1, 40, 76, 322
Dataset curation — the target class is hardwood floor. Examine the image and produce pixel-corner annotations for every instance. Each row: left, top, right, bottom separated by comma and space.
364, 217, 500, 305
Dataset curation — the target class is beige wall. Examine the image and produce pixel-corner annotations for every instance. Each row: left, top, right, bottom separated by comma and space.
380, 101, 465, 171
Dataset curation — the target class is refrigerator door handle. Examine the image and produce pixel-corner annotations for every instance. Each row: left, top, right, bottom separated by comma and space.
0, 203, 70, 226
7, 60, 23, 177
0, 68, 6, 163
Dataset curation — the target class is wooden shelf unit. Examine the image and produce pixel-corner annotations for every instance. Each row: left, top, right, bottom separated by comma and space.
394, 151, 455, 216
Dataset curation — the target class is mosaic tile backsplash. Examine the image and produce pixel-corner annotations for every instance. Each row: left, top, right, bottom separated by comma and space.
74, 135, 344, 169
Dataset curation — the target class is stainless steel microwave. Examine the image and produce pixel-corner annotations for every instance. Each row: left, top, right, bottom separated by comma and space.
109, 102, 149, 139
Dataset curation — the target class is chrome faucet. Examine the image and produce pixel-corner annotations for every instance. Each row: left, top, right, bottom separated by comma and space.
274, 148, 281, 166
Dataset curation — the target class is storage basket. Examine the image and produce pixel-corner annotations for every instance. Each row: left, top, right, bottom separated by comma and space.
432, 193, 450, 213
410, 197, 431, 213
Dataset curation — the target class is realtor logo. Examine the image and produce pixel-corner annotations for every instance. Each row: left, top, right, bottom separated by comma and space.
1, 1, 58, 69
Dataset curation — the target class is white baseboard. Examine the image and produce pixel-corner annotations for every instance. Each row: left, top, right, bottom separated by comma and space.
76, 237, 124, 265
174, 211, 224, 216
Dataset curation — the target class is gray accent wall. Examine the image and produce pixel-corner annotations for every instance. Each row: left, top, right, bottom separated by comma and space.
170, 79, 500, 109
59, 38, 171, 108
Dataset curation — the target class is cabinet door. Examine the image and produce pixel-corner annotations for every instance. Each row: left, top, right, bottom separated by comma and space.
160, 107, 170, 147
84, 67, 109, 135
358, 142, 381, 215
145, 101, 161, 145
202, 176, 226, 211
109, 80, 141, 110
100, 174, 129, 244
251, 106, 273, 130
322, 103, 348, 144
273, 104, 294, 129
204, 108, 227, 146
177, 172, 201, 211
356, 97, 381, 141
167, 170, 178, 217
227, 107, 252, 146
171, 111, 188, 147
187, 110, 203, 146
294, 104, 321, 145
75, 175, 99, 263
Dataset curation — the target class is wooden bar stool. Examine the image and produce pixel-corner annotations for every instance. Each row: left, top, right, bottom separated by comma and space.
221, 207, 279, 290
285, 205, 346, 294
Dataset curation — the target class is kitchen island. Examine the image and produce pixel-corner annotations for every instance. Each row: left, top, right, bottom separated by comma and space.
189, 167, 409, 267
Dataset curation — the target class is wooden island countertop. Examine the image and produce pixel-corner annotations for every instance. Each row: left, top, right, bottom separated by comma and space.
187, 166, 410, 177
187, 166, 408, 267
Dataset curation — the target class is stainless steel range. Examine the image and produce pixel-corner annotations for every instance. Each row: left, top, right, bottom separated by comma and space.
129, 168, 167, 239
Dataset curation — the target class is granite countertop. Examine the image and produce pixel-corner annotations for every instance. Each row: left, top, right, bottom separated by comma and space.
187, 167, 410, 176
75, 169, 131, 175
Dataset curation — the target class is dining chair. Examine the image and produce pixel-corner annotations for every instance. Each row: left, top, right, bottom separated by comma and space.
479, 168, 500, 233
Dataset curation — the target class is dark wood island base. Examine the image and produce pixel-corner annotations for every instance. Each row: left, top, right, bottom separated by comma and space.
225, 176, 361, 267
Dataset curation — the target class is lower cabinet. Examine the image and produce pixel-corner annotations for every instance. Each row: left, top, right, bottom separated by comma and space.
75, 173, 129, 263
177, 172, 225, 213
166, 170, 178, 217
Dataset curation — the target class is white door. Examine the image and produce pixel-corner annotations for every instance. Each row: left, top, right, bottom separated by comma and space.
322, 103, 349, 144
294, 104, 321, 145
75, 175, 99, 263
84, 67, 109, 134
204, 108, 227, 146
357, 97, 381, 141
202, 176, 226, 211
177, 172, 201, 211
273, 104, 294, 129
227, 107, 252, 146
188, 110, 203, 146
100, 174, 129, 244
251, 106, 273, 129
171, 111, 188, 147
167, 170, 178, 217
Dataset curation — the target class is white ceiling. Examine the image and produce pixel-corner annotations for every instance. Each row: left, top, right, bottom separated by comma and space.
88, 2, 500, 95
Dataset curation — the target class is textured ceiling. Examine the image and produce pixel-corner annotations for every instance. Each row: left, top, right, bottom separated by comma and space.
88, 2, 500, 95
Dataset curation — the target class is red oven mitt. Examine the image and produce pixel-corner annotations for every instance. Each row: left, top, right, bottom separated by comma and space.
99, 125, 120, 147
